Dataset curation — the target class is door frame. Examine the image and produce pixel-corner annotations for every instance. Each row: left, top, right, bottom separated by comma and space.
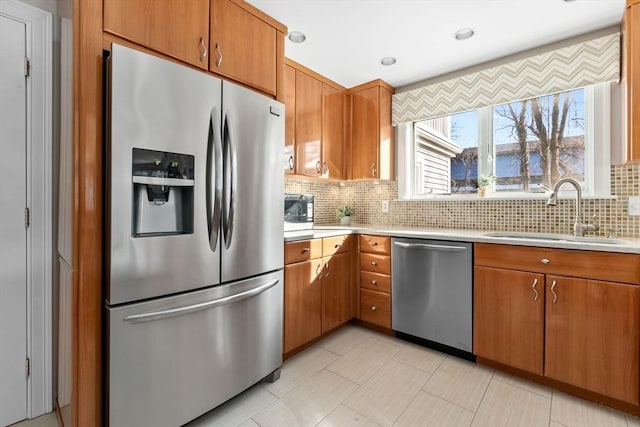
0, 0, 53, 419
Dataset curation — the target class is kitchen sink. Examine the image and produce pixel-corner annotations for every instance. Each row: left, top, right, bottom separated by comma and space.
484, 231, 629, 245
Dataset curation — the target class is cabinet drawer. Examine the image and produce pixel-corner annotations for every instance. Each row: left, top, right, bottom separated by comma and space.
285, 239, 323, 264
360, 271, 390, 294
323, 235, 353, 257
475, 243, 640, 285
360, 253, 391, 275
360, 235, 391, 255
360, 289, 391, 328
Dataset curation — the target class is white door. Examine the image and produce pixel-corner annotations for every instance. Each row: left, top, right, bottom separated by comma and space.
0, 13, 28, 427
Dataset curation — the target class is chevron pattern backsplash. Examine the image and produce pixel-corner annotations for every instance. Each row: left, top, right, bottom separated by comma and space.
392, 33, 620, 125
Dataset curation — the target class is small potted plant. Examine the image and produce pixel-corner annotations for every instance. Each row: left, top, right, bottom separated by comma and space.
476, 174, 496, 198
336, 206, 355, 225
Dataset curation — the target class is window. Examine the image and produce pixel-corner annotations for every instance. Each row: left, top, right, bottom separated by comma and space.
398, 83, 611, 199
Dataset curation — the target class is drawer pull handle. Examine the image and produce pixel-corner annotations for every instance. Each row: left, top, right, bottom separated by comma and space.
301, 247, 310, 253
371, 306, 377, 311
371, 242, 378, 246
541, 258, 550, 264
371, 280, 377, 285
551, 280, 558, 304
532, 278, 538, 301
371, 261, 377, 266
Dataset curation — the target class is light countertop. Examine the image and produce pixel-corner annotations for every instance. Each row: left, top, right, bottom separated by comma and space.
284, 224, 640, 254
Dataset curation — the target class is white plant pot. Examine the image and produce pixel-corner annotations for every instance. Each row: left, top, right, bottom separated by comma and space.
340, 216, 351, 225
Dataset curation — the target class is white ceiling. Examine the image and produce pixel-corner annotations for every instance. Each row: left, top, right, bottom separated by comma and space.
247, 0, 626, 89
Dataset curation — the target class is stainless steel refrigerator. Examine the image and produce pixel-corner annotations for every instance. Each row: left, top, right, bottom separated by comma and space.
105, 44, 284, 427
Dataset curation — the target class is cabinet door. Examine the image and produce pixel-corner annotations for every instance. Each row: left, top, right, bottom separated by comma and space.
351, 86, 379, 179
626, 2, 640, 160
295, 71, 323, 176
284, 64, 296, 173
322, 84, 345, 179
210, 0, 276, 95
545, 276, 640, 404
322, 252, 352, 333
474, 267, 544, 375
284, 259, 323, 353
104, 0, 210, 69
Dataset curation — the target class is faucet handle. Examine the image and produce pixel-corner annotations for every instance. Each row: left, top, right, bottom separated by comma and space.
607, 228, 622, 239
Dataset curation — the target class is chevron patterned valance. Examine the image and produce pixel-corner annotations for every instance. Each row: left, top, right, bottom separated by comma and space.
392, 33, 620, 125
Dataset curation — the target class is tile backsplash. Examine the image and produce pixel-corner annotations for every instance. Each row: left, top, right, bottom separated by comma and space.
285, 164, 640, 238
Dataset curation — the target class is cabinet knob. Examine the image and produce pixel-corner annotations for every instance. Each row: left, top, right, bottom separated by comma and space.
541, 258, 550, 264
199, 37, 207, 62
334, 244, 339, 248
371, 306, 377, 311
371, 242, 378, 246
371, 261, 377, 266
301, 247, 310, 253
371, 280, 377, 285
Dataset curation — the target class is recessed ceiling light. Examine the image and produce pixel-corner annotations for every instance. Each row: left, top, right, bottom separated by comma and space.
380, 57, 397, 66
287, 31, 306, 43
454, 28, 475, 41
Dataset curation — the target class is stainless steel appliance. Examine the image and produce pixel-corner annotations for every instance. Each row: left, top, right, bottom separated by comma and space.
284, 193, 314, 231
105, 44, 284, 427
391, 238, 473, 359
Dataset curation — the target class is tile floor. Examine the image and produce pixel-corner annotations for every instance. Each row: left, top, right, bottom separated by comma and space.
188, 324, 640, 427
10, 324, 640, 427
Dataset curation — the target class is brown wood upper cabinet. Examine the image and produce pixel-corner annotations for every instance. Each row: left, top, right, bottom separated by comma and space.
210, 0, 278, 96
288, 60, 347, 179
625, 0, 640, 161
474, 243, 640, 405
104, 0, 211, 69
295, 70, 323, 176
284, 64, 296, 174
104, 0, 285, 96
350, 80, 394, 180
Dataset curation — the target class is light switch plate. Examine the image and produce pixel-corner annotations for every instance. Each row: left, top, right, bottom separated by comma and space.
381, 200, 390, 213
629, 196, 640, 216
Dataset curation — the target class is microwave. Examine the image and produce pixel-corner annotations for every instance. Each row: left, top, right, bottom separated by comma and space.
284, 194, 314, 231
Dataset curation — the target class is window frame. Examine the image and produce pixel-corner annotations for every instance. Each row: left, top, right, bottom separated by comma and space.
397, 83, 612, 200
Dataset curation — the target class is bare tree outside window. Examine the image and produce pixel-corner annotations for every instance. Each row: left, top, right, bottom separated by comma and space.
493, 88, 585, 192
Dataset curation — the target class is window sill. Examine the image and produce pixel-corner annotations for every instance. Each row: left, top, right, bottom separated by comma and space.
400, 193, 617, 202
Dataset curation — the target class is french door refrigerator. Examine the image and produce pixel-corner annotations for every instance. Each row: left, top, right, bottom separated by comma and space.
105, 44, 284, 427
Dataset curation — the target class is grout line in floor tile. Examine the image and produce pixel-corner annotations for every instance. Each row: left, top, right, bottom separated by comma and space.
491, 374, 552, 400
464, 370, 495, 427
423, 390, 479, 415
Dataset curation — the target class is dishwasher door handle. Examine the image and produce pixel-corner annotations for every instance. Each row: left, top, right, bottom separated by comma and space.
393, 242, 468, 252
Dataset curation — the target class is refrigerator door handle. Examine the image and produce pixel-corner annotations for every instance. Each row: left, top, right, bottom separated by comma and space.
123, 279, 280, 324
222, 114, 237, 249
207, 107, 223, 252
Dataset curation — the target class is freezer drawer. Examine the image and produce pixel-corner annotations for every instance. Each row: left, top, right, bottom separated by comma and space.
392, 238, 473, 353
106, 270, 283, 427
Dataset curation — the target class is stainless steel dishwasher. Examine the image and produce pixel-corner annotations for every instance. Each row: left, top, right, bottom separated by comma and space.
392, 237, 473, 359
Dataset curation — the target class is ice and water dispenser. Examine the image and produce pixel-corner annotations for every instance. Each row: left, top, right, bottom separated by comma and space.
131, 148, 195, 236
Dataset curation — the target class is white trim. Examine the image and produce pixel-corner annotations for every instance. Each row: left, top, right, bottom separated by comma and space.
0, 0, 53, 418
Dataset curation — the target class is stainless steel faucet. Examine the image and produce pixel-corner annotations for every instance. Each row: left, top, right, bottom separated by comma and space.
546, 178, 599, 237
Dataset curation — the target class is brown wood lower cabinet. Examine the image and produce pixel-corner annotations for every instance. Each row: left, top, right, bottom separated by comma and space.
474, 266, 544, 375
283, 258, 322, 353
359, 289, 391, 328
284, 236, 353, 354
545, 275, 640, 404
474, 243, 640, 406
322, 252, 352, 332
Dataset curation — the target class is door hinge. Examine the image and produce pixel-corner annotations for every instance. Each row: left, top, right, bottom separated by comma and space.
25, 358, 30, 378
25, 207, 30, 227
24, 57, 30, 77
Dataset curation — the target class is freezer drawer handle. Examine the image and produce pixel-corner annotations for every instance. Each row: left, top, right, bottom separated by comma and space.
123, 279, 280, 324
393, 242, 467, 251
